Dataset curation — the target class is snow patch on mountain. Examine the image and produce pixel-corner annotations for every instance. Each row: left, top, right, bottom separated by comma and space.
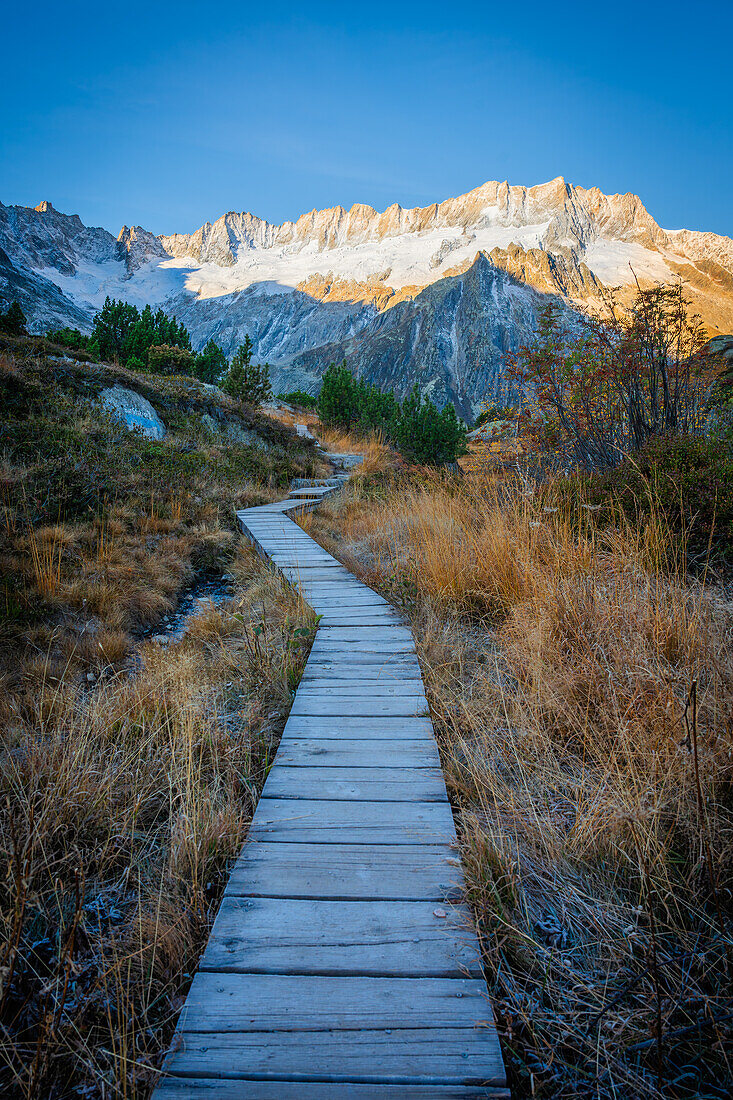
583, 240, 678, 286
38, 256, 192, 312
162, 218, 552, 303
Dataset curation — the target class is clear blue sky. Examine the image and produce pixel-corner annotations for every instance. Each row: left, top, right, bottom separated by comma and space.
2, 1, 731, 238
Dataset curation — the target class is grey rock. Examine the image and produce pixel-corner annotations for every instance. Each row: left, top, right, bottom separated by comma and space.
117, 225, 169, 274
200, 411, 265, 448
97, 385, 166, 440
224, 420, 264, 447
199, 382, 229, 400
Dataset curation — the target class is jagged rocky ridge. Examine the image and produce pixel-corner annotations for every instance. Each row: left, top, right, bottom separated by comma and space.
2, 179, 732, 418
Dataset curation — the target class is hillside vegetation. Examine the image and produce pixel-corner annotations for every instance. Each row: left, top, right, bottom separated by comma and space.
0, 335, 325, 1097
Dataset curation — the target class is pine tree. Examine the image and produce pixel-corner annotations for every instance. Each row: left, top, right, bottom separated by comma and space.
392, 386, 466, 465
316, 361, 359, 427
0, 300, 27, 336
92, 297, 138, 360
46, 326, 90, 351
194, 340, 228, 384
223, 337, 272, 404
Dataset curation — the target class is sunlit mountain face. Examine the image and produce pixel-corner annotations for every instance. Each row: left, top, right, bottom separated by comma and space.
3, 178, 732, 417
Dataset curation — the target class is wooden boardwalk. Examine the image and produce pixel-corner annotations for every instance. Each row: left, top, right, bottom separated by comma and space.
154, 482, 508, 1099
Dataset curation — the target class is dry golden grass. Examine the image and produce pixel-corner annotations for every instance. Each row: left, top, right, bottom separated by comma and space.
262, 407, 396, 478
314, 423, 394, 469
302, 472, 733, 1098
0, 543, 316, 1098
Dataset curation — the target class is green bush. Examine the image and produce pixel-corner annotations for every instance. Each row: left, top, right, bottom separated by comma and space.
194, 339, 228, 384
91, 298, 191, 364
0, 300, 27, 336
473, 403, 516, 429
147, 344, 197, 377
393, 387, 467, 465
278, 389, 317, 409
45, 326, 91, 352
563, 434, 733, 565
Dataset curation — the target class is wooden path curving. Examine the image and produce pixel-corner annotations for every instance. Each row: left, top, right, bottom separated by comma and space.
154, 478, 508, 1099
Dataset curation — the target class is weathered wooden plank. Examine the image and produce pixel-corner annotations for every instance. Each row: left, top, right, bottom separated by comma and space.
306, 648, 418, 664
289, 695, 427, 718
294, 673, 424, 690
299, 664, 422, 681
288, 488, 334, 496
311, 641, 417, 654
295, 578, 376, 590
255, 537, 319, 543
281, 716, 435, 740
265, 543, 335, 552
316, 626, 415, 642
160, 1027, 505, 1086
318, 613, 403, 626
225, 842, 463, 899
296, 592, 388, 605
301, 665, 422, 682
275, 737, 440, 767
271, 564, 342, 573
308, 626, 412, 639
249, 798, 456, 844
261, 764, 445, 801
283, 569, 357, 581
200, 897, 481, 976
155, 1078, 510, 1098
298, 593, 388, 607
269, 553, 339, 563
174, 973, 494, 1032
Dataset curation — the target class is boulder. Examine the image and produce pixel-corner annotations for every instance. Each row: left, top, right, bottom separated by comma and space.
225, 421, 263, 446
98, 384, 166, 440
201, 411, 265, 448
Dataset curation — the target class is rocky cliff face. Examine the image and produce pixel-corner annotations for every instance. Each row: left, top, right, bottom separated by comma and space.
117, 225, 170, 274
1, 178, 732, 415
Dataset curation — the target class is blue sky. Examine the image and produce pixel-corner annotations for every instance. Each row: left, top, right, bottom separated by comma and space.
2, 1, 731, 237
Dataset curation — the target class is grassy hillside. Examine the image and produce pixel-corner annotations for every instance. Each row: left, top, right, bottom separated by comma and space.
0, 334, 327, 699
0, 337, 326, 1097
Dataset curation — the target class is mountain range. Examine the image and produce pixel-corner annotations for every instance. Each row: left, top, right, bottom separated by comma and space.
2, 178, 732, 418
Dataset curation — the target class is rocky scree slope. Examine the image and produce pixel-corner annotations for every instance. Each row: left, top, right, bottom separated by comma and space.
2, 178, 732, 419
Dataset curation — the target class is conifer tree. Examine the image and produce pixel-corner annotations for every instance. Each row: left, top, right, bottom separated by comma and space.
223, 337, 272, 404
194, 339, 228, 384
92, 297, 139, 360
147, 344, 196, 376
0, 300, 28, 335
